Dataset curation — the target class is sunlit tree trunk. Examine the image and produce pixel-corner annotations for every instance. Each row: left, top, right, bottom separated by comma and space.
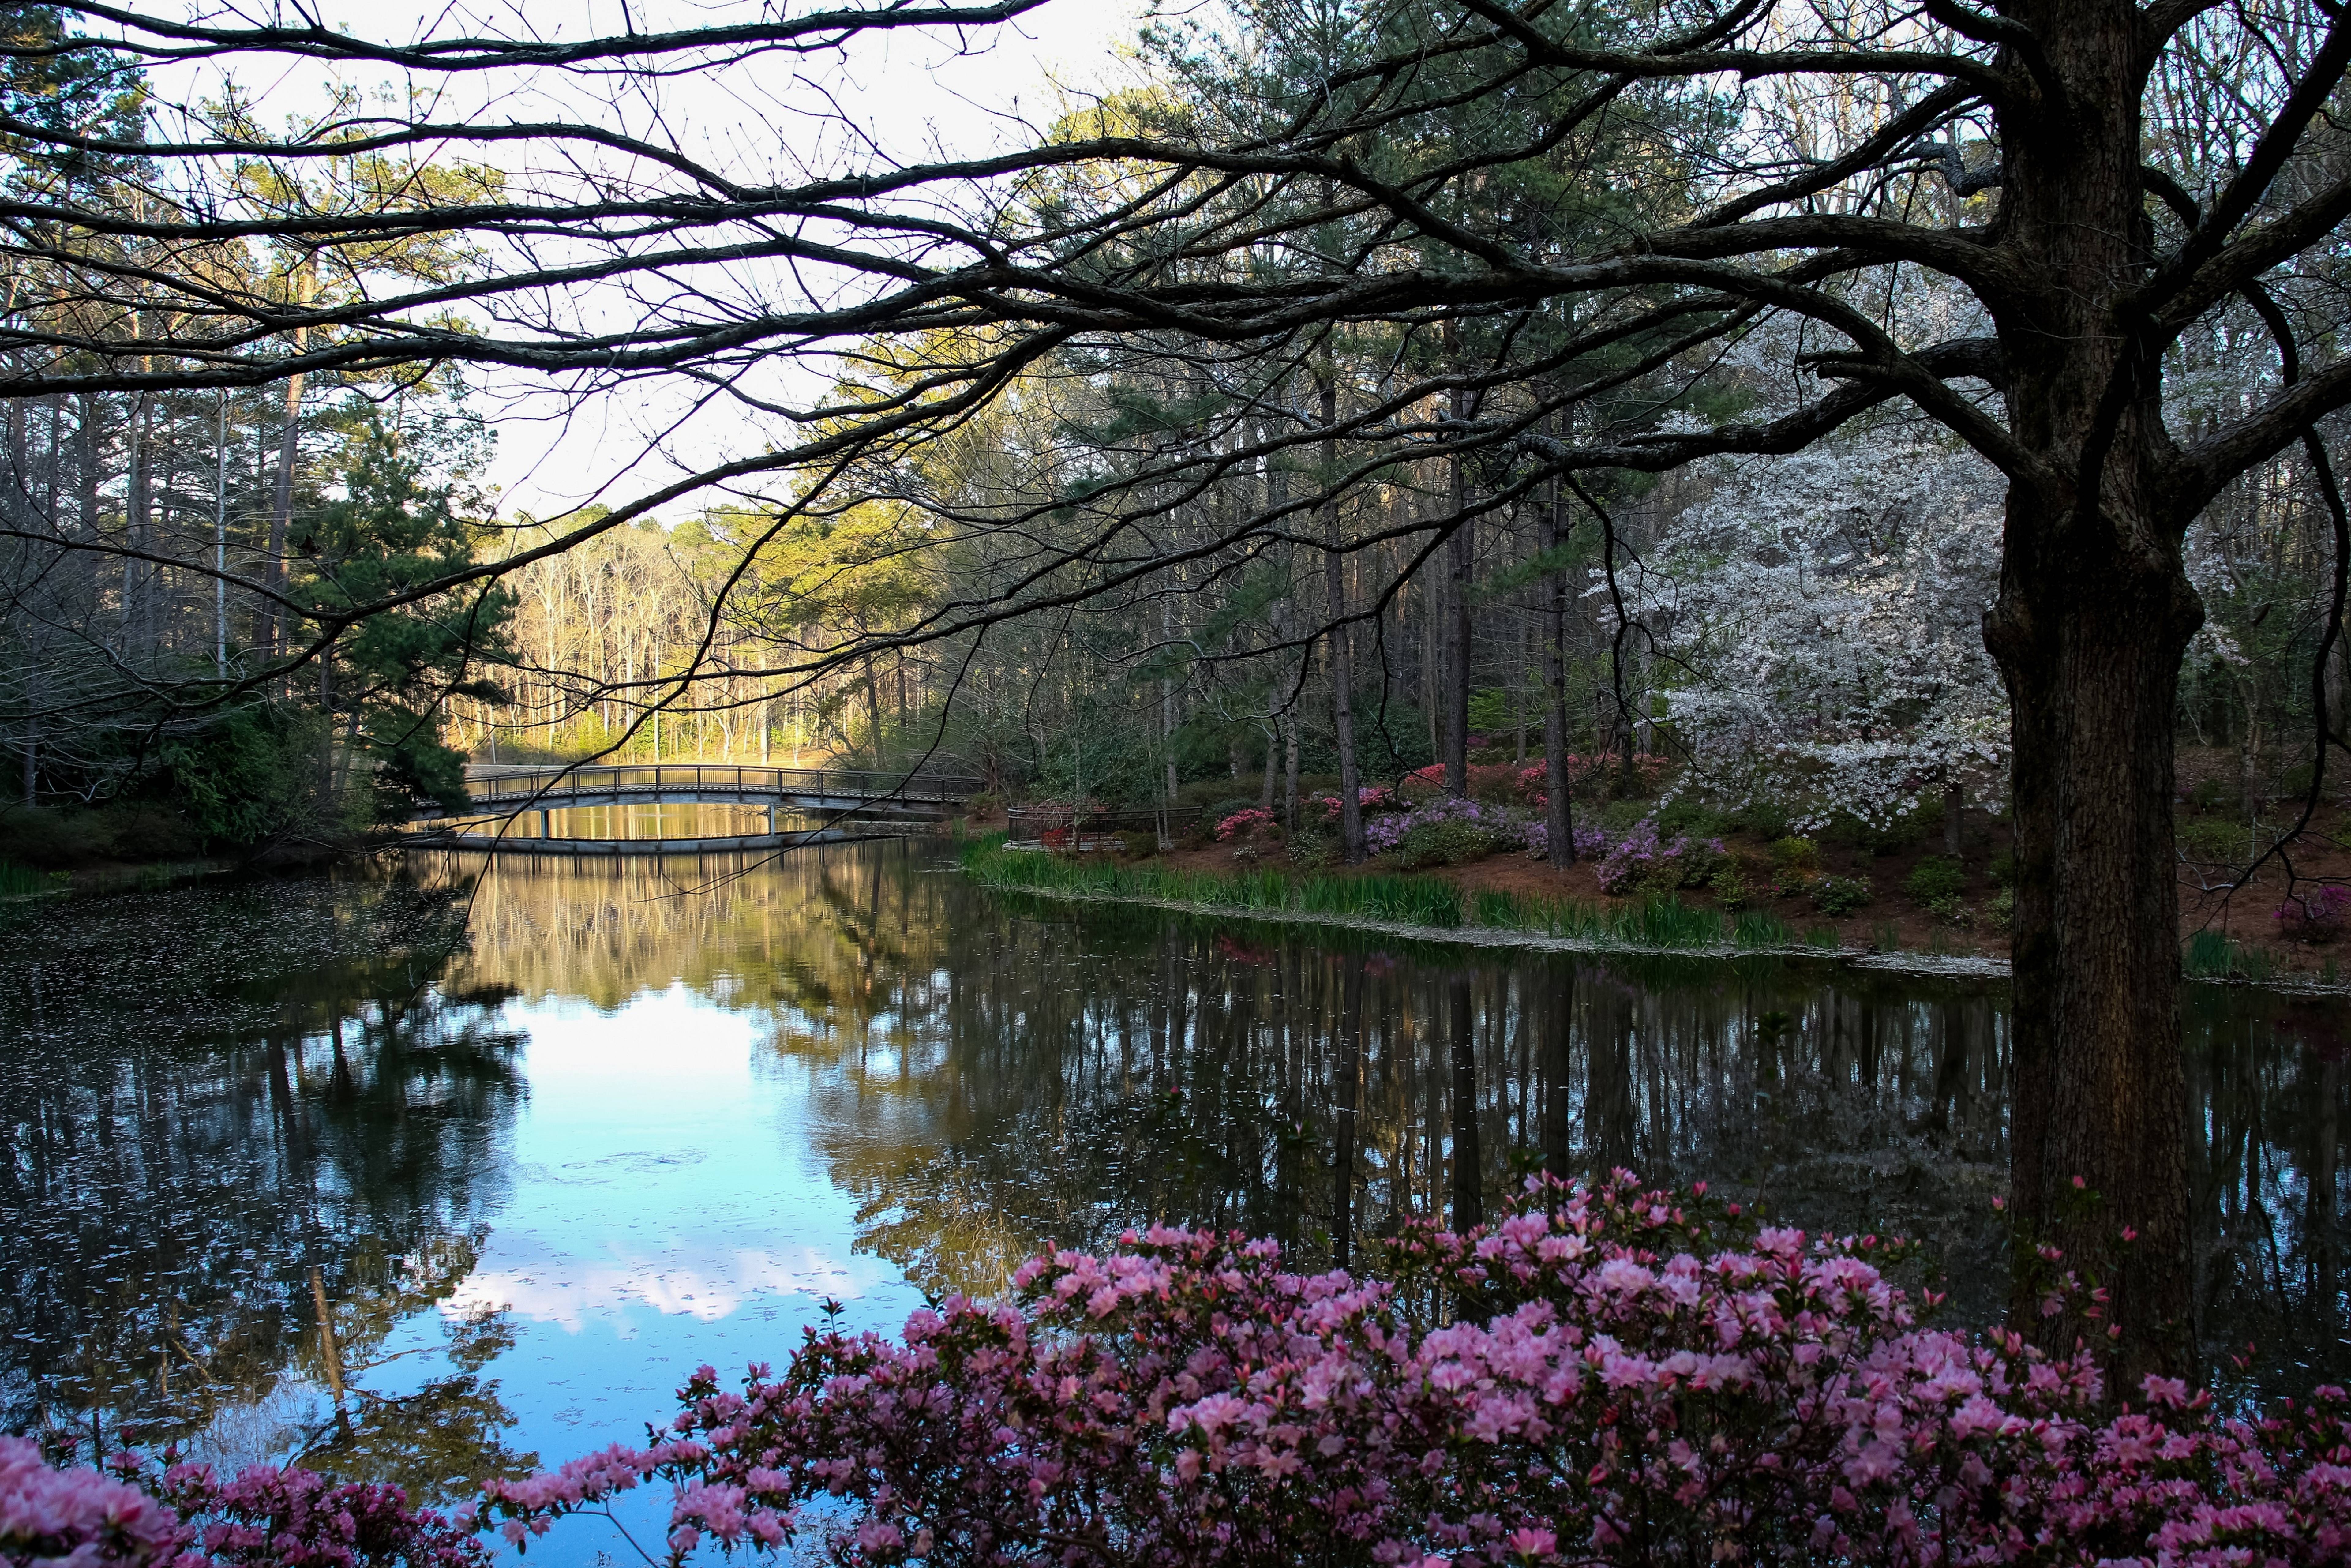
263, 267, 313, 663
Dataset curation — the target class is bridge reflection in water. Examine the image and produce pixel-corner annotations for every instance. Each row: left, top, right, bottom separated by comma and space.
405, 765, 982, 854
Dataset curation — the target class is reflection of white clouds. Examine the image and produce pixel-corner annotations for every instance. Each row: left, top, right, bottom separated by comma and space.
448, 1244, 888, 1331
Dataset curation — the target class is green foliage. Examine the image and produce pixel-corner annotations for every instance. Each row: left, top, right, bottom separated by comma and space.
159, 703, 333, 850
1388, 817, 1507, 870
1823, 802, 1934, 857
1729, 797, 1793, 842
1599, 798, 1653, 834
1768, 835, 1820, 897
1653, 798, 1726, 841
1989, 887, 2015, 932
1623, 895, 1724, 947
2184, 929, 2273, 980
963, 844, 1751, 951
2177, 817, 2246, 864
1732, 910, 1795, 947
960, 841, 1465, 928
1708, 862, 1751, 910
1810, 874, 1873, 916
298, 421, 513, 819
1904, 856, 1966, 907
0, 858, 63, 896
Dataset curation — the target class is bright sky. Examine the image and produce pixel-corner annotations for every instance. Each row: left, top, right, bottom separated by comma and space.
473, 0, 1161, 524
137, 0, 1168, 525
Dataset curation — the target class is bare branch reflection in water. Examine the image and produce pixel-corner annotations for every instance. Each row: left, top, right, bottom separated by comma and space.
422, 843, 2345, 1392
2, 846, 2343, 1519
0, 874, 536, 1500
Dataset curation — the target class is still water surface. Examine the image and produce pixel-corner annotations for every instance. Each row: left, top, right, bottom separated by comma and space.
1, 844, 2343, 1554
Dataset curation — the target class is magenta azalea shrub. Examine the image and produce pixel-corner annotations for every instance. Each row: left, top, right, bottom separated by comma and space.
2273, 885, 2350, 943
0, 1436, 485, 1568
1520, 818, 1607, 861
1310, 787, 1400, 821
1213, 808, 1275, 842
1363, 796, 1525, 859
467, 1173, 2351, 1568
1592, 820, 1727, 895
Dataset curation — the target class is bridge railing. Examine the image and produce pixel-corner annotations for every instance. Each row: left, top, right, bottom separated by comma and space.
464, 764, 985, 806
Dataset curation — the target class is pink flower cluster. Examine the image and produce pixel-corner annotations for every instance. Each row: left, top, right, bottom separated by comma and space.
1310, 787, 1400, 822
475, 1173, 2351, 1568
1517, 752, 1674, 797
0, 1436, 485, 1568
1214, 807, 1274, 842
1594, 818, 1724, 895
2273, 885, 2350, 942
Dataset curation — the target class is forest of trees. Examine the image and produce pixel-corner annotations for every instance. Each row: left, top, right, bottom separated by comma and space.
3, 0, 2349, 1379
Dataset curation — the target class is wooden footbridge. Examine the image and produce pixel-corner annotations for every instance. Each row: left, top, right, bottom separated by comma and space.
402, 763, 984, 856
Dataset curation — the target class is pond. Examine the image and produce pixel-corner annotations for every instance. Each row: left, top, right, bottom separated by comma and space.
1, 842, 2343, 1558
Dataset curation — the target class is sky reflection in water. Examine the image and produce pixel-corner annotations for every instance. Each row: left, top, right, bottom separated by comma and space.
0, 843, 2343, 1565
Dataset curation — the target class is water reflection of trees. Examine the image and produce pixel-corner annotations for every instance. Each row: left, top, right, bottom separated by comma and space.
795, 889, 2019, 1323
421, 845, 2348, 1396
566, 842, 2338, 1390
0, 874, 535, 1501
2187, 992, 2349, 1394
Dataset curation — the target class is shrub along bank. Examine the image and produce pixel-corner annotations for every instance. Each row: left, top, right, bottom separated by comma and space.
14, 1174, 2351, 1567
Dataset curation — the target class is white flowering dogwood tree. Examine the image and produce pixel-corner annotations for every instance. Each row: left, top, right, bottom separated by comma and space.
1627, 414, 2010, 835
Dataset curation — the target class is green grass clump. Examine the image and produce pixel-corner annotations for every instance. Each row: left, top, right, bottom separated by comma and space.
1732, 910, 1796, 948
0, 860, 61, 897
1618, 895, 1724, 947
2184, 928, 2273, 980
958, 842, 1465, 928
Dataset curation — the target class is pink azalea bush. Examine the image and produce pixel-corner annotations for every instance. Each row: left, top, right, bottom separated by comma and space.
1213, 807, 1275, 842
471, 1173, 2351, 1568
1517, 753, 1675, 801
1310, 787, 1400, 822
0, 1436, 485, 1568
2273, 885, 2350, 943
1593, 819, 1727, 895
1520, 818, 1607, 861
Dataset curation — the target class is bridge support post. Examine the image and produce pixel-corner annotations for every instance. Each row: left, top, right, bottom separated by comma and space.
765, 803, 776, 836
538, 809, 551, 839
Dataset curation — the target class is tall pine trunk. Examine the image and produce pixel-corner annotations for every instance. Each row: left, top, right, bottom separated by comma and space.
1322, 373, 1365, 861
1445, 429, 1472, 793
1543, 462, 1575, 865
264, 271, 313, 664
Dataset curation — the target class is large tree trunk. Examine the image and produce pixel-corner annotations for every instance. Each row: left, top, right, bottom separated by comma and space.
1991, 522, 2200, 1386
1985, 2, 2205, 1383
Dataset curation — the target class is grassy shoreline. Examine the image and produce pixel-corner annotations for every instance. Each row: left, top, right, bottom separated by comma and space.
958, 838, 1817, 955
954, 839, 2351, 991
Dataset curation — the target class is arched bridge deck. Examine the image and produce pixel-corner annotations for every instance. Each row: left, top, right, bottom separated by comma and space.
402, 764, 982, 855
